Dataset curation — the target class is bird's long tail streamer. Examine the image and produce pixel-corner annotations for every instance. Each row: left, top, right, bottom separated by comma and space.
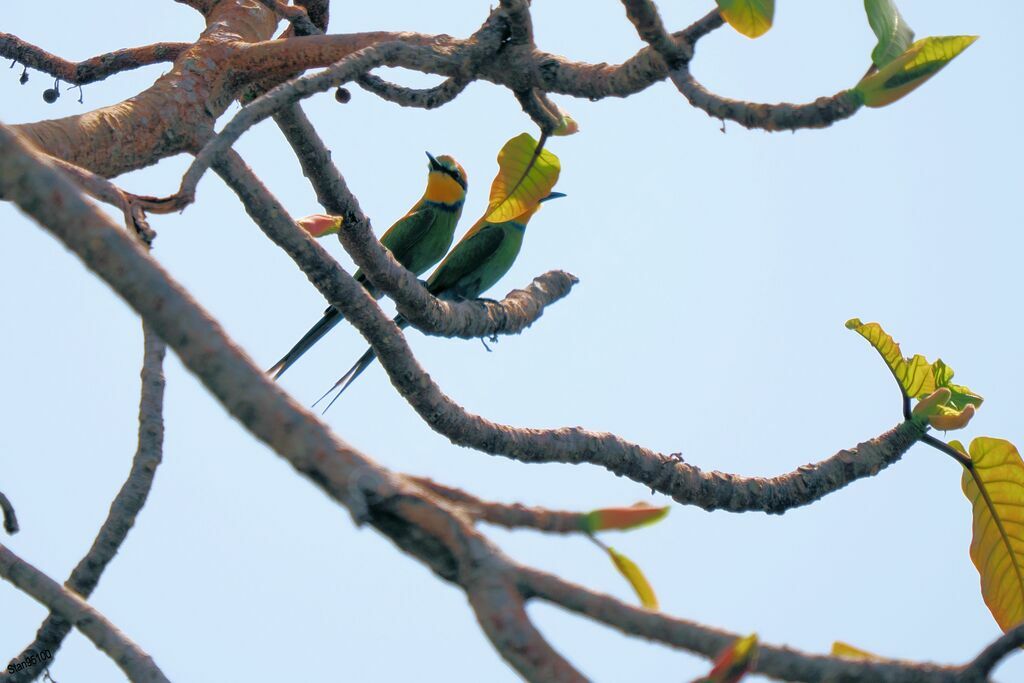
268, 307, 342, 380
314, 347, 380, 413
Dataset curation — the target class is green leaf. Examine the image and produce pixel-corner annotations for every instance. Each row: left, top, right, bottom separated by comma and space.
485, 133, 561, 223
845, 319, 983, 414
864, 0, 914, 67
854, 35, 977, 108
958, 438, 1024, 632
716, 0, 774, 39
606, 547, 658, 609
582, 503, 670, 533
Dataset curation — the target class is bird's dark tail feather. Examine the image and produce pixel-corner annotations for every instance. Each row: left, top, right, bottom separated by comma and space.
268, 307, 342, 380
314, 347, 379, 413
314, 316, 411, 413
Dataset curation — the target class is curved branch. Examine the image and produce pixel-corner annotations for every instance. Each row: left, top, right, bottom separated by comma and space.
620, 0, 862, 131
669, 67, 863, 131
958, 621, 1024, 681
2, 324, 166, 683
357, 73, 468, 109
0, 35, 188, 86
0, 544, 169, 683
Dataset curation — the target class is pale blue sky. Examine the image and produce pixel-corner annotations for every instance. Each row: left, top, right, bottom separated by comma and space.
2, 2, 1022, 681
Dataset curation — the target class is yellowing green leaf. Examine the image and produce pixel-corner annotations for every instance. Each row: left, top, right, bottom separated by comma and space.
831, 641, 884, 661
959, 437, 1024, 632
485, 133, 561, 223
583, 503, 670, 533
607, 547, 658, 609
845, 319, 983, 412
695, 634, 759, 683
864, 0, 915, 67
929, 403, 976, 432
854, 35, 977, 108
716, 0, 774, 38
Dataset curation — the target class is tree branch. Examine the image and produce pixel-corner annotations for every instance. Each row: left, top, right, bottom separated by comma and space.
0, 35, 188, 86
410, 478, 587, 533
356, 73, 468, 109
0, 543, 169, 683
2, 323, 166, 683
958, 621, 1024, 681
517, 565, 965, 683
621, 2, 862, 131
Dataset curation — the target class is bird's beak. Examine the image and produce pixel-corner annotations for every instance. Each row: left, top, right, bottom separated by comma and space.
426, 151, 443, 172
540, 192, 567, 202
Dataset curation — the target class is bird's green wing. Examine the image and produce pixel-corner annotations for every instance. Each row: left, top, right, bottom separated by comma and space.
378, 207, 440, 267
427, 223, 508, 298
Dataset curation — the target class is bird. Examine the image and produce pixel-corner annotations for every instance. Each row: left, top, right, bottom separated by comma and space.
315, 190, 566, 412
268, 152, 468, 379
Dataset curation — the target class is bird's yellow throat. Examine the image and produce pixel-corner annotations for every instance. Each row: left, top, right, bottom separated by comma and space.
423, 171, 466, 205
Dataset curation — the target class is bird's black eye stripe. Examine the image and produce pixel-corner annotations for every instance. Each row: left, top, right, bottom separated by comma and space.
443, 166, 467, 190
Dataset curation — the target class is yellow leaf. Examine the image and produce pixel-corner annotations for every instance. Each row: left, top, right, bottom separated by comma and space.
698, 633, 759, 683
831, 641, 883, 661
855, 35, 977, 108
910, 388, 952, 423
607, 547, 658, 609
959, 437, 1024, 632
485, 133, 561, 223
716, 0, 774, 39
928, 403, 976, 431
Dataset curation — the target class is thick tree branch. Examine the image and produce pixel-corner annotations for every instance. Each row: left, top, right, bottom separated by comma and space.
2, 323, 167, 683
0, 544, 169, 683
0, 36, 188, 86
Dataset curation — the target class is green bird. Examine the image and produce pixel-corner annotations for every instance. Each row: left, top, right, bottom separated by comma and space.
315, 191, 565, 412
268, 152, 468, 379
